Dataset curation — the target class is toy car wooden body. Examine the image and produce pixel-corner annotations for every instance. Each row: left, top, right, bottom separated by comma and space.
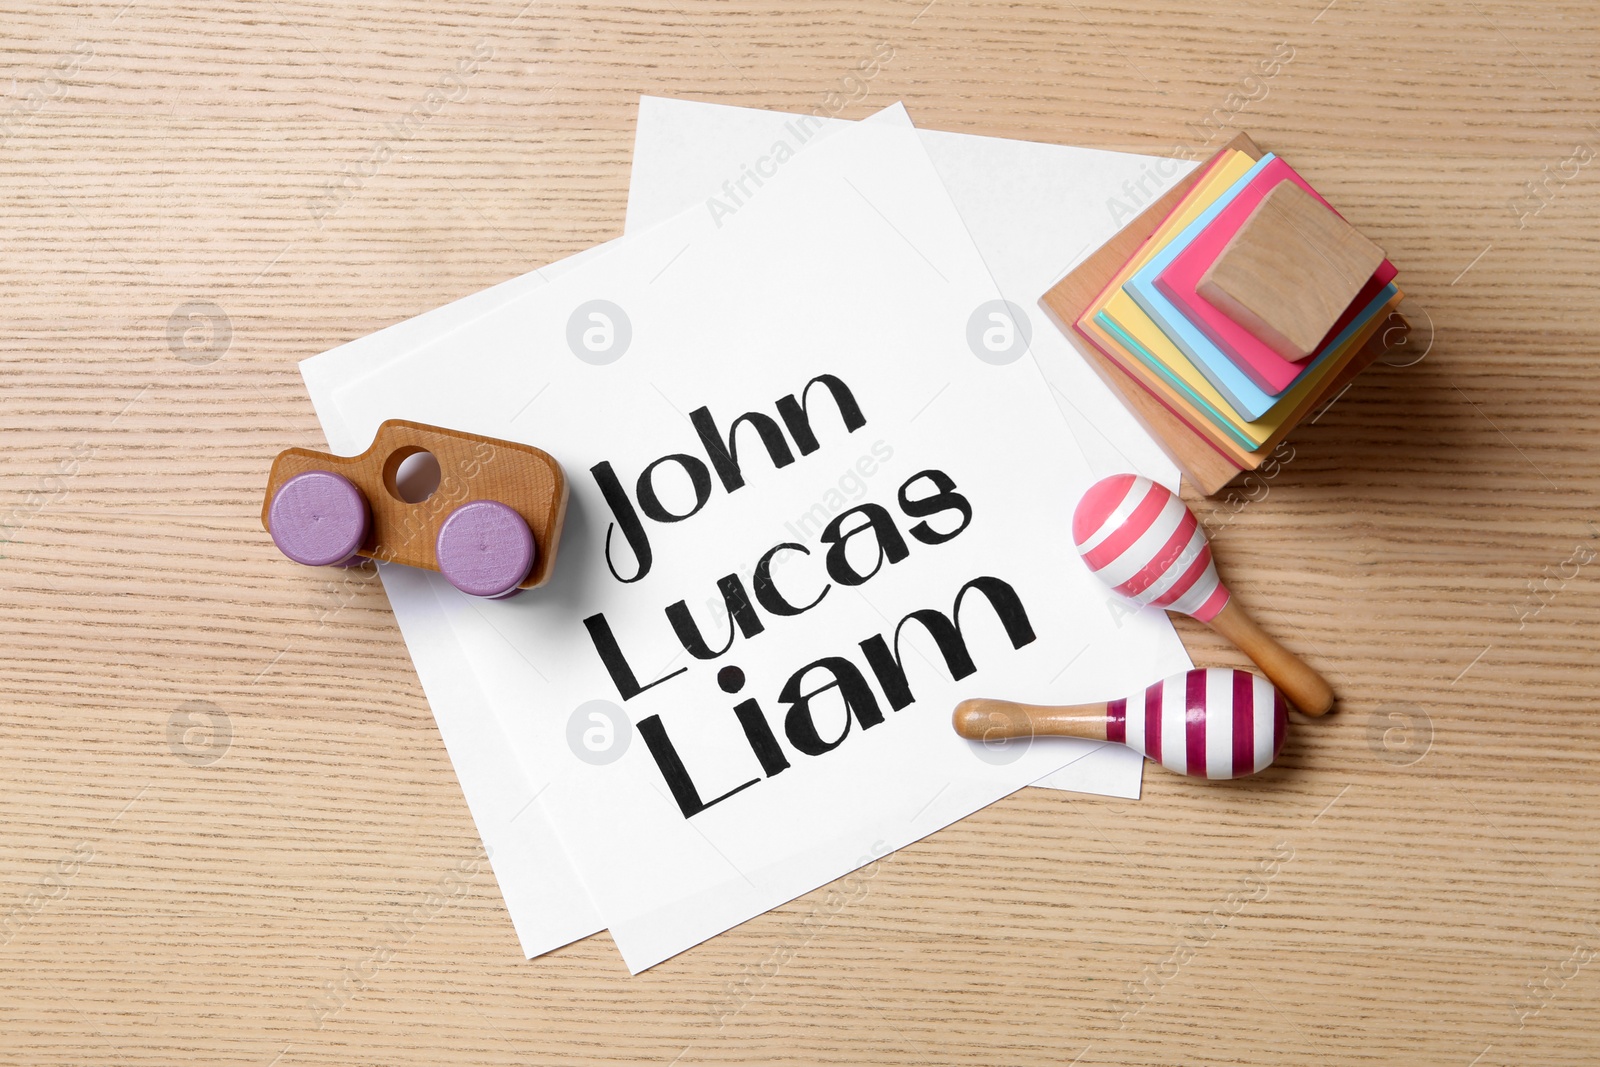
262, 420, 568, 598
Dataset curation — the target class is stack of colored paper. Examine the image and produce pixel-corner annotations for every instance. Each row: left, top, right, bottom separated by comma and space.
1041, 135, 1404, 495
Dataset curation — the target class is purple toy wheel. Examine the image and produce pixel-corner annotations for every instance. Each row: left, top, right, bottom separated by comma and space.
268, 469, 370, 567
436, 500, 537, 598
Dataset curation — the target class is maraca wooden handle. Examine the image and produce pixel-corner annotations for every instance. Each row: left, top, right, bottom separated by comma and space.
1205, 598, 1334, 716
952, 699, 1108, 742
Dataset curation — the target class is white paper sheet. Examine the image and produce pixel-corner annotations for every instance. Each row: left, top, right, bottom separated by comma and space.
298, 99, 1194, 962
306, 104, 1192, 971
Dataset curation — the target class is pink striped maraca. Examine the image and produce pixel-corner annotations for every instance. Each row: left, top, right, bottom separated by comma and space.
1073, 474, 1333, 716
953, 668, 1287, 779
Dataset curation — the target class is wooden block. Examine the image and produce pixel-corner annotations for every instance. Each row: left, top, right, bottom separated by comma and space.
262, 420, 568, 594
1198, 180, 1385, 360
1154, 159, 1397, 395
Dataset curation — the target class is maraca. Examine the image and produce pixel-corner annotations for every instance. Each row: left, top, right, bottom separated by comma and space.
953, 668, 1286, 779
1074, 474, 1334, 716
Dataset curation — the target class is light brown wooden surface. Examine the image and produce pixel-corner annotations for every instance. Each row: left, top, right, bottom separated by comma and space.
1206, 597, 1335, 716
4, 2, 1599, 1065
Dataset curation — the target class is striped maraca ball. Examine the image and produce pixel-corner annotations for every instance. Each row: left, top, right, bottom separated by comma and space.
1111, 668, 1286, 779
1072, 473, 1230, 623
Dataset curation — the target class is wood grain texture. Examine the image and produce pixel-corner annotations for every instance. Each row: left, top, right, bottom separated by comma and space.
1206, 596, 1334, 716
3, 2, 1599, 1065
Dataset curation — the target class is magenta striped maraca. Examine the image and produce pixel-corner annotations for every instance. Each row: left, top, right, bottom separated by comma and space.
952, 668, 1287, 780
1072, 474, 1334, 716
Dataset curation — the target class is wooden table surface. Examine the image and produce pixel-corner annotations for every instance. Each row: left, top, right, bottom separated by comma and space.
4, 2, 1598, 1064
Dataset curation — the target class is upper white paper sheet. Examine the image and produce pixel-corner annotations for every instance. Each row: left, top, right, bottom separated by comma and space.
305, 104, 1191, 971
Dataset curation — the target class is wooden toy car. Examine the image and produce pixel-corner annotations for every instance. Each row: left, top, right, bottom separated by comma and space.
262, 420, 568, 598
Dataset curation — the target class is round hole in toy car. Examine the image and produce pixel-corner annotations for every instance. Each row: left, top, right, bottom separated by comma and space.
382, 446, 442, 504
